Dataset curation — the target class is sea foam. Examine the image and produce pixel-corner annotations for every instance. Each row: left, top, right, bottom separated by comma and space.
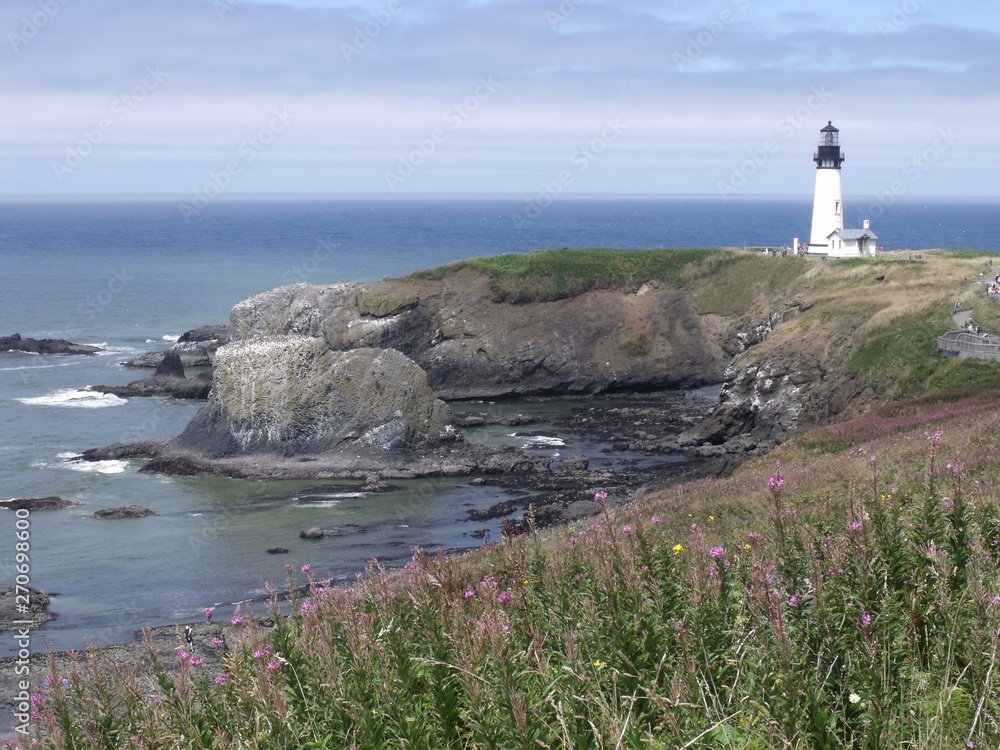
18, 388, 126, 409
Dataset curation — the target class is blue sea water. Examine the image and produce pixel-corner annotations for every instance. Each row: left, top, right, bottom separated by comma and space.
0, 195, 997, 655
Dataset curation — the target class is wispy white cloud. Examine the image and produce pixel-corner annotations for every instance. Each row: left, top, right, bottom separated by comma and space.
0, 0, 997, 195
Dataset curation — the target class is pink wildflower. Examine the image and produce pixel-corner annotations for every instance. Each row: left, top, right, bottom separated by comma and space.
651, 515, 660, 524
231, 614, 244, 626
301, 564, 311, 573
622, 525, 634, 535
214, 674, 228, 686
464, 588, 475, 599
190, 656, 203, 667
709, 546, 725, 559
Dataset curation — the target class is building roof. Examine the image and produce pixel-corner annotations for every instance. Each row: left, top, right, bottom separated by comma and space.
828, 228, 879, 241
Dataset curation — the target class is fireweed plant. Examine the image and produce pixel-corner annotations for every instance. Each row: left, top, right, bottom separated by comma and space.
17, 421, 1000, 748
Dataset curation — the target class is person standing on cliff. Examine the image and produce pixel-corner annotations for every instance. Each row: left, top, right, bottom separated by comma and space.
206, 607, 213, 622
184, 625, 194, 651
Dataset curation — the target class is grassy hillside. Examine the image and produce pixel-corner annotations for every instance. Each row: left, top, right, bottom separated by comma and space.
26, 387, 1000, 748
21, 249, 1000, 748
407, 247, 719, 303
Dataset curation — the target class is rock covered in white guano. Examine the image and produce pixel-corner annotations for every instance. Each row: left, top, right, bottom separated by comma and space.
229, 283, 357, 340
177, 336, 452, 457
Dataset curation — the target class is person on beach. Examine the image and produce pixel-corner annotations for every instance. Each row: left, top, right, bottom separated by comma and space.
206, 607, 213, 622
184, 625, 194, 650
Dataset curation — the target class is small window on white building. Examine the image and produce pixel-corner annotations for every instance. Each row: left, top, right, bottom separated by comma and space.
834, 201, 841, 216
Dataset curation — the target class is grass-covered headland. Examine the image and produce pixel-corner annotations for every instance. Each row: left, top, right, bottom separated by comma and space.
18, 249, 1000, 748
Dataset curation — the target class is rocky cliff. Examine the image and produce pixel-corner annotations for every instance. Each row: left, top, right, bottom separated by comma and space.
230, 275, 743, 399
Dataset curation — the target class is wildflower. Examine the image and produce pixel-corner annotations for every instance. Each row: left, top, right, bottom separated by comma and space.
929, 432, 942, 442
253, 647, 271, 660
850, 520, 864, 534
651, 515, 660, 524
301, 564, 311, 573
672, 544, 683, 554
301, 599, 317, 612
214, 675, 228, 686
498, 591, 512, 603
595, 490, 608, 502
178, 650, 189, 661
708, 515, 715, 522
622, 525, 634, 535
212, 637, 225, 647
190, 656, 203, 667
869, 454, 876, 464
849, 692, 861, 704
789, 595, 799, 608
267, 660, 283, 671
709, 546, 725, 559
860, 614, 872, 630
231, 614, 244, 626
464, 588, 476, 599
593, 660, 604, 669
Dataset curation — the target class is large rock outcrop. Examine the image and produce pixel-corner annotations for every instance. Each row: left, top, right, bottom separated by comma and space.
177, 338, 453, 458
229, 277, 733, 399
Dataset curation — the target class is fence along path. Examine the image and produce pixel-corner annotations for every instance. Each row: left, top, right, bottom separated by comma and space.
938, 308, 1000, 361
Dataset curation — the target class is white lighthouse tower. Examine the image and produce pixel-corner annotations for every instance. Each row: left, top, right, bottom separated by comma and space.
808, 121, 845, 250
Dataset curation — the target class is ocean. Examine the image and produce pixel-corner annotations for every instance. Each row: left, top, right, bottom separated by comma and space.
1, 195, 998, 655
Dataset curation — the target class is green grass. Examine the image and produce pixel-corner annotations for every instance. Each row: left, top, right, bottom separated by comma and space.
685, 253, 810, 315
846, 303, 1000, 397
407, 248, 719, 303
26, 397, 1000, 748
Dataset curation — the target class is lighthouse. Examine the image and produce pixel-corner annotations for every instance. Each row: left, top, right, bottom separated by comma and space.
808, 121, 845, 250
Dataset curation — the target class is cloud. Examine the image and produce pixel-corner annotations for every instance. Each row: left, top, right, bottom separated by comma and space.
0, 0, 998, 195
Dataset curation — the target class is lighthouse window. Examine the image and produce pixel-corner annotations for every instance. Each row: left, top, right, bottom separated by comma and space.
834, 201, 841, 215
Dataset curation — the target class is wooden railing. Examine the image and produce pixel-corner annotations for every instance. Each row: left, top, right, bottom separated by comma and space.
938, 330, 1000, 361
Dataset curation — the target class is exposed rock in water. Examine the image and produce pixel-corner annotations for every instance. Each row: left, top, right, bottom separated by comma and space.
267, 547, 290, 554
177, 339, 453, 458
124, 324, 230, 368
92, 505, 157, 519
299, 527, 324, 539
0, 333, 101, 355
92, 351, 213, 399
0, 496, 74, 511
0, 585, 53, 631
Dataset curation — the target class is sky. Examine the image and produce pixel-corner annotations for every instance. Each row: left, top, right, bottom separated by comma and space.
1, 0, 998, 199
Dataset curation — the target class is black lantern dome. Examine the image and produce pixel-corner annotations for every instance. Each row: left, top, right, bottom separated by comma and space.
814, 121, 845, 169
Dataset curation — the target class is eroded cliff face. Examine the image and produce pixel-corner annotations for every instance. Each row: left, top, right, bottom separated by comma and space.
178, 338, 453, 458
229, 275, 738, 399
